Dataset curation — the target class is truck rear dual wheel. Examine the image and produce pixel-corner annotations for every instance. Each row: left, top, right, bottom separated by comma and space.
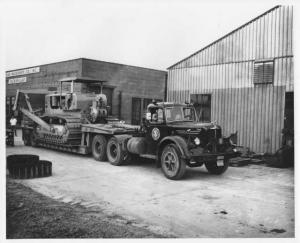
204, 158, 229, 175
106, 137, 129, 166
92, 135, 107, 161
161, 144, 186, 180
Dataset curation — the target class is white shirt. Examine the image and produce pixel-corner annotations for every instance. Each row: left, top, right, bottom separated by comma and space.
10, 118, 17, 126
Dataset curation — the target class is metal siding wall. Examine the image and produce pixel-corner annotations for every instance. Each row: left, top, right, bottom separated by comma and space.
167, 6, 293, 153
170, 5, 293, 69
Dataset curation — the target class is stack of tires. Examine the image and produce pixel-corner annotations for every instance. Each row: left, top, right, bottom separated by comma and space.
7, 154, 52, 179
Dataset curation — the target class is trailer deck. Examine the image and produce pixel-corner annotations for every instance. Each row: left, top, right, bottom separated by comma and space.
81, 123, 140, 135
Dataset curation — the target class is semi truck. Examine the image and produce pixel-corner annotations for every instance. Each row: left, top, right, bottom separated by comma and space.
13, 77, 239, 179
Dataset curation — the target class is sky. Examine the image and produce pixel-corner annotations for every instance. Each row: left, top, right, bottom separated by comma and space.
1, 0, 287, 71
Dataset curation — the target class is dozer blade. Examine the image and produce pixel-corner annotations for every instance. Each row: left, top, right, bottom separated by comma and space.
21, 108, 51, 131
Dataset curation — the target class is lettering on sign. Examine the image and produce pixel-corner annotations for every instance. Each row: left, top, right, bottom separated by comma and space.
6, 67, 40, 77
8, 77, 27, 84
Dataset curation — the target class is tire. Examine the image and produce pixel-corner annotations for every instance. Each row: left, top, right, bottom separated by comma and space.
106, 137, 127, 166
204, 157, 229, 175
91, 135, 107, 161
39, 160, 53, 177
160, 144, 186, 180
7, 154, 39, 169
7, 156, 52, 179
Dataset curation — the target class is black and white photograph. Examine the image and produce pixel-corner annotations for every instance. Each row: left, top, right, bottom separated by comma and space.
1, 0, 297, 240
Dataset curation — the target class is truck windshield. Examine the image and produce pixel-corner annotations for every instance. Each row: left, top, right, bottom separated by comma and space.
165, 106, 197, 122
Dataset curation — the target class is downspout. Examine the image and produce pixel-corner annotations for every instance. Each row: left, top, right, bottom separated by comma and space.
118, 91, 122, 120
164, 73, 168, 102
60, 81, 62, 108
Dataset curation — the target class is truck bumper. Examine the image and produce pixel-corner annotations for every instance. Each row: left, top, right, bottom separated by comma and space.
191, 151, 240, 160
185, 149, 240, 167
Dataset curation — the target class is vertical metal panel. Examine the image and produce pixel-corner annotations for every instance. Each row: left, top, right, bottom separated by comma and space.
289, 6, 294, 55
170, 6, 293, 70
167, 6, 293, 153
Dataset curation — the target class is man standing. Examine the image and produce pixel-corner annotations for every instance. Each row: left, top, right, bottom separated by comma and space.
10, 115, 17, 136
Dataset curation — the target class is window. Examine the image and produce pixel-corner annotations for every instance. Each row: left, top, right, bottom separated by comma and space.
50, 96, 64, 109
190, 94, 211, 122
165, 106, 196, 122
253, 60, 274, 84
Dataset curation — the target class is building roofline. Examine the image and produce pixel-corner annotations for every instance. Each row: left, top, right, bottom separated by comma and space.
6, 57, 167, 74
5, 58, 83, 73
81, 58, 166, 73
167, 5, 281, 70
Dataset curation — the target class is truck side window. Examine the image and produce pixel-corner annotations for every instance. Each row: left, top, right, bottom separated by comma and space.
157, 109, 163, 122
150, 108, 163, 124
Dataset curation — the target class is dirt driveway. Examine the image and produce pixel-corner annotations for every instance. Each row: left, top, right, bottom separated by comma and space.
6, 146, 294, 237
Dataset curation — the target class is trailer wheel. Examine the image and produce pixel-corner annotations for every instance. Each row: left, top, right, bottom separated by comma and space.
107, 137, 127, 166
92, 135, 107, 161
204, 157, 229, 175
161, 144, 186, 180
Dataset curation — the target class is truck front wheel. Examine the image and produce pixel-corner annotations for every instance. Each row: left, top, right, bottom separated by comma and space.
92, 135, 107, 161
204, 157, 229, 175
161, 144, 186, 180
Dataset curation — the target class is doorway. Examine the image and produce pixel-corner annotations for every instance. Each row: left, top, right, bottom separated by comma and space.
132, 97, 142, 125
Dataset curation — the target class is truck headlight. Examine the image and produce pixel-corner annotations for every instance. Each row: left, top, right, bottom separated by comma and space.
194, 137, 200, 145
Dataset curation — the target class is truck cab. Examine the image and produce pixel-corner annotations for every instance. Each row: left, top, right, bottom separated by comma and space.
120, 101, 239, 179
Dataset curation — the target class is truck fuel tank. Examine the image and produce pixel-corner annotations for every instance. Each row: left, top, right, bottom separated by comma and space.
127, 137, 147, 155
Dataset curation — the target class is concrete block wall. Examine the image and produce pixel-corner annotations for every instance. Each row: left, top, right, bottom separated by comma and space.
6, 58, 167, 124
81, 58, 166, 123
6, 59, 82, 96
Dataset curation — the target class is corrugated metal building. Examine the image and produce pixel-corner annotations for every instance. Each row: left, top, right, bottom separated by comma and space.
6, 58, 167, 125
167, 5, 293, 153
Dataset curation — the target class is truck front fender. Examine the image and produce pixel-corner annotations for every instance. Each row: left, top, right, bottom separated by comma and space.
156, 136, 190, 167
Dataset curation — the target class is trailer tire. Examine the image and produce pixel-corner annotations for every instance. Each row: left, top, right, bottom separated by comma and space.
107, 137, 127, 166
161, 144, 186, 180
92, 135, 107, 161
204, 157, 229, 175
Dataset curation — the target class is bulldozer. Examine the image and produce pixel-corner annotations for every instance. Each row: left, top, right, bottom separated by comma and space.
13, 77, 119, 146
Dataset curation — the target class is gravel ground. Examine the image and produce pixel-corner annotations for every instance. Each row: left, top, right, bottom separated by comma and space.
6, 146, 295, 238
6, 179, 166, 238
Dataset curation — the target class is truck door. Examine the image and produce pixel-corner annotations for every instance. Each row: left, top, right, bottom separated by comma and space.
145, 107, 166, 155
